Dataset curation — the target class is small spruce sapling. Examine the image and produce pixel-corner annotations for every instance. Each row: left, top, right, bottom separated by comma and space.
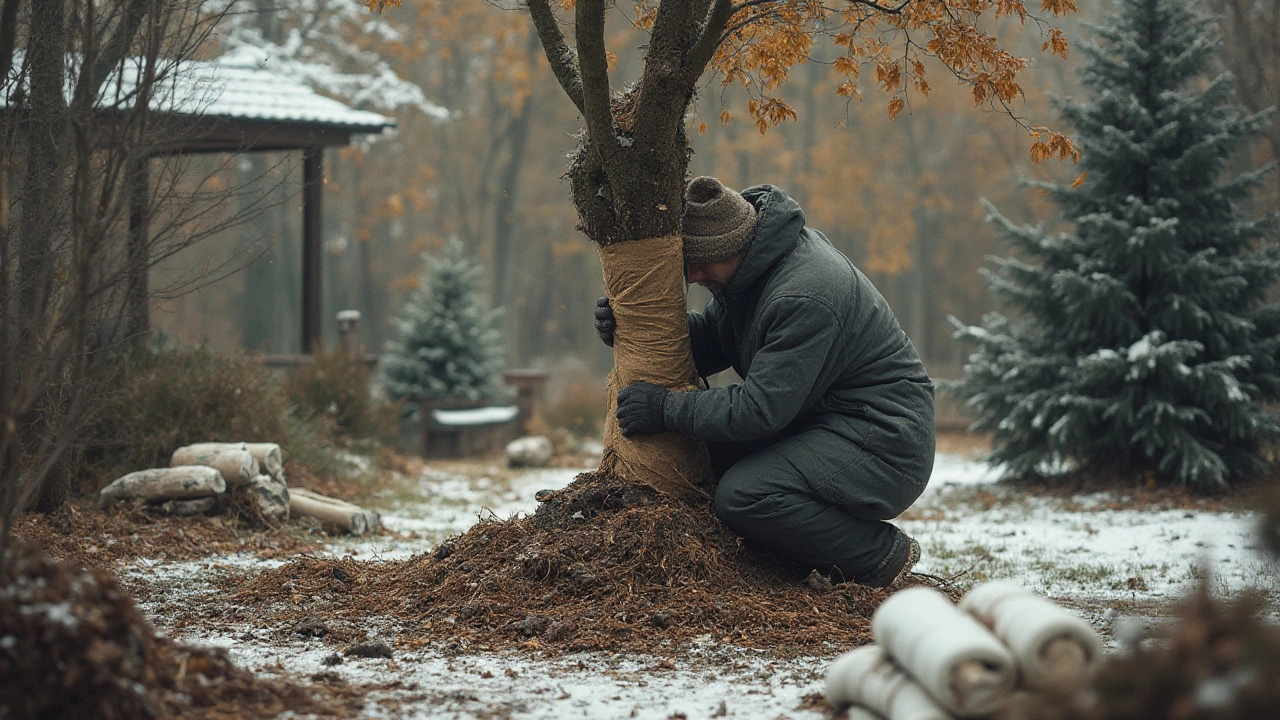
381, 238, 507, 415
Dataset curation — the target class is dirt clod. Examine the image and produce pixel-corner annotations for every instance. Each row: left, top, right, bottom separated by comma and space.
511, 615, 553, 637
294, 616, 329, 637
344, 641, 393, 659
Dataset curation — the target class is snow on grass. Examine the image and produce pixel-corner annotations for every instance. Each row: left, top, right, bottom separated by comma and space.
899, 455, 1276, 606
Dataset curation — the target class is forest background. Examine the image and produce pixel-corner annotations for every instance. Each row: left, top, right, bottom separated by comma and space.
153, 0, 1280, 416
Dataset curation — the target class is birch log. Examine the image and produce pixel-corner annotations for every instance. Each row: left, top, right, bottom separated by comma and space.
173, 442, 284, 482
247, 474, 290, 519
244, 442, 285, 481
959, 581, 1103, 695
872, 586, 1017, 717
825, 645, 951, 720
170, 446, 259, 486
289, 488, 378, 536
100, 466, 226, 508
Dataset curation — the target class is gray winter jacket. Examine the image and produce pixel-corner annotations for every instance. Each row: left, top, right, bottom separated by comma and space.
663, 184, 935, 489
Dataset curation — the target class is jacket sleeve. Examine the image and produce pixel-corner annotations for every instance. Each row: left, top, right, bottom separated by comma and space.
665, 294, 843, 441
687, 301, 731, 378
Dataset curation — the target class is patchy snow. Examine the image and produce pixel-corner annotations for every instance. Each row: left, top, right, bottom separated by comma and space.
122, 452, 1277, 718
183, 628, 824, 719
899, 454, 1274, 602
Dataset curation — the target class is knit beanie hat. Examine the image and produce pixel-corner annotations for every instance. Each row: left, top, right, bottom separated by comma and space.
681, 176, 757, 264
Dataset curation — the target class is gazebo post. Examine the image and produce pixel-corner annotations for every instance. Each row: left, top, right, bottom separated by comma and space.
301, 144, 323, 353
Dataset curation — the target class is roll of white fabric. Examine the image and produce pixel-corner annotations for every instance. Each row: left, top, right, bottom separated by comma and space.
825, 645, 951, 720
872, 586, 1017, 717
959, 580, 1104, 694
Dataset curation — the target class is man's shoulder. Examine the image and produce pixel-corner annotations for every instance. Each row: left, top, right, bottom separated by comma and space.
762, 231, 860, 302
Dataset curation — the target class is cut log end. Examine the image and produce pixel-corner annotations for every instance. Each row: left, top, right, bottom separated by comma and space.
1033, 636, 1090, 694
951, 659, 1012, 714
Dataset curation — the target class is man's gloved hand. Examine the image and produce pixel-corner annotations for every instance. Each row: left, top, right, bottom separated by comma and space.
594, 296, 616, 347
616, 382, 669, 437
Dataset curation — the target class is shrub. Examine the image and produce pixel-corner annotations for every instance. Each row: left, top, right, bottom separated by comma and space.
283, 347, 399, 446
83, 347, 348, 491
85, 348, 288, 482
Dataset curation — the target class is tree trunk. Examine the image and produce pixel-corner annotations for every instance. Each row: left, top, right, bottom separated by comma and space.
526, 0, 735, 500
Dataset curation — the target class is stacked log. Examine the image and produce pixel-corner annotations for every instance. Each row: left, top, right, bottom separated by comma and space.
172, 442, 289, 519
99, 467, 225, 509
288, 489, 381, 536
101, 440, 380, 535
170, 445, 258, 486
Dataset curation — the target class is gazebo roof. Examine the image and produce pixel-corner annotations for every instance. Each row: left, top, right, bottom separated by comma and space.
138, 56, 398, 153
148, 58, 397, 132
4, 53, 397, 152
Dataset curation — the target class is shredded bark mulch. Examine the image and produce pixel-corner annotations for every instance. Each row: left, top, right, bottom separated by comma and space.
10, 497, 325, 569
0, 542, 357, 719
221, 469, 952, 655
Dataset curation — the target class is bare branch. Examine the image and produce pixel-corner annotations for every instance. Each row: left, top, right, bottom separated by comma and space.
527, 0, 585, 115
686, 0, 735, 86
575, 0, 617, 168
721, 0, 910, 44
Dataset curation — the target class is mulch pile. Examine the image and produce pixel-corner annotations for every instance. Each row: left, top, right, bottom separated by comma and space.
11, 497, 324, 569
0, 541, 356, 719
228, 469, 951, 654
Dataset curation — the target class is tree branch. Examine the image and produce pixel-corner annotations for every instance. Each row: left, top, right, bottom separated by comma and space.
634, 0, 698, 137
686, 0, 735, 86
526, 0, 585, 115
87, 0, 153, 101
575, 0, 616, 168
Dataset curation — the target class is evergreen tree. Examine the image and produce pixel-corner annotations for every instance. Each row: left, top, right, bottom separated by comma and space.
950, 0, 1280, 490
381, 238, 506, 411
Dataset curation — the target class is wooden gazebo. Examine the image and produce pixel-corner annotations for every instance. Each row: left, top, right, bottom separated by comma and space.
130, 57, 396, 352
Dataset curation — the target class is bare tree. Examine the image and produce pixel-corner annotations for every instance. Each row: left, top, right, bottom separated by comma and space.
1209, 0, 1280, 205
0, 0, 282, 559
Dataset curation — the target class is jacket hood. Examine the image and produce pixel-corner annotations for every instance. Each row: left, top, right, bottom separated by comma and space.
720, 184, 807, 297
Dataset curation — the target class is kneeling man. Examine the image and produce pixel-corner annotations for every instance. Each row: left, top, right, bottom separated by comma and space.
597, 176, 934, 587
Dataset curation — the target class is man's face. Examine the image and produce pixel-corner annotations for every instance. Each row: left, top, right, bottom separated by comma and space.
685, 255, 744, 292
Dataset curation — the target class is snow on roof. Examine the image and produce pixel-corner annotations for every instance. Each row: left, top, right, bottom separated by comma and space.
4, 53, 396, 133
135, 55, 396, 131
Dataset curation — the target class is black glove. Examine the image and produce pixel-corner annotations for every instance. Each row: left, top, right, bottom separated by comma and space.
616, 382, 668, 437
594, 296, 616, 347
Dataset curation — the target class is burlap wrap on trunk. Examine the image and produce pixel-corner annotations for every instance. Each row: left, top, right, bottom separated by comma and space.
598, 235, 714, 499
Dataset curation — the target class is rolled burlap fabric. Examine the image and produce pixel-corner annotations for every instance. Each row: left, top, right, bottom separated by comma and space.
872, 586, 1018, 717
825, 645, 951, 720
959, 580, 1103, 695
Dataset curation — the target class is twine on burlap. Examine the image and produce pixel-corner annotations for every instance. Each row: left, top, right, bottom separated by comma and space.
598, 235, 714, 500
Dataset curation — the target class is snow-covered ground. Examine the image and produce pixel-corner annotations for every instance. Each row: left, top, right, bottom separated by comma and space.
127, 453, 1278, 719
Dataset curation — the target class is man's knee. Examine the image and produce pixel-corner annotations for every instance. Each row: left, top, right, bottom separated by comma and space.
713, 470, 757, 528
